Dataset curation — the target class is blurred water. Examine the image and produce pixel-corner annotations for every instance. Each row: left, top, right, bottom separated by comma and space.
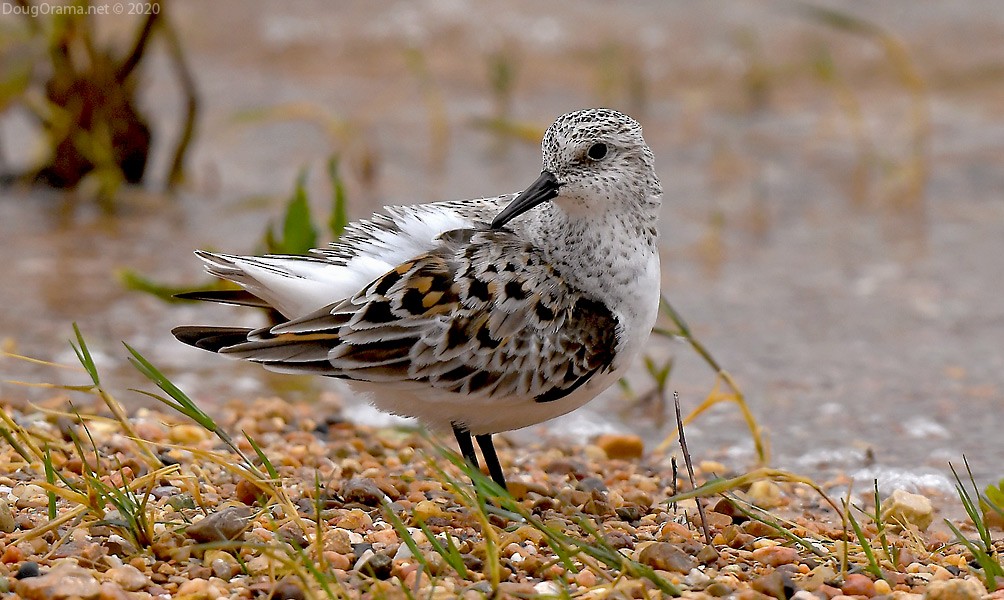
2, 0, 1002, 492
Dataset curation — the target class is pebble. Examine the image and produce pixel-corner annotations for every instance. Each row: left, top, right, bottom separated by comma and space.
705, 582, 734, 597
593, 433, 644, 460
272, 579, 307, 600
105, 564, 149, 591
615, 503, 647, 522
575, 568, 597, 587
0, 498, 15, 533
506, 480, 549, 500
98, 581, 131, 600
881, 489, 934, 532
636, 542, 697, 574
16, 561, 41, 579
335, 508, 373, 530
696, 544, 720, 564
14, 562, 100, 599
342, 478, 387, 506
359, 553, 393, 579
747, 480, 784, 509
693, 509, 733, 530
235, 479, 266, 505
841, 573, 876, 597
2, 544, 24, 563
751, 570, 795, 600
324, 552, 351, 570
413, 500, 446, 521
204, 549, 240, 580
873, 579, 893, 595
752, 545, 800, 566
185, 506, 252, 543
924, 579, 986, 600
169, 424, 209, 444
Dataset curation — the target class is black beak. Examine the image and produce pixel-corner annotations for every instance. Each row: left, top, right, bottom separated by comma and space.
491, 171, 562, 229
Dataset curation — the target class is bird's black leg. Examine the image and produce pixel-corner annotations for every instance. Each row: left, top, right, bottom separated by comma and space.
452, 424, 479, 470
475, 433, 507, 491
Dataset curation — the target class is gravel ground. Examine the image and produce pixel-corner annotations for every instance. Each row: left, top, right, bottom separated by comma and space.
1, 394, 1001, 600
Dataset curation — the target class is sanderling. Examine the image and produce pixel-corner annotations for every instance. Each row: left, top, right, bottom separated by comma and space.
173, 108, 662, 489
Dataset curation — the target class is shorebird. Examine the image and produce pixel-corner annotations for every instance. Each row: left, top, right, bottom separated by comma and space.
173, 108, 662, 490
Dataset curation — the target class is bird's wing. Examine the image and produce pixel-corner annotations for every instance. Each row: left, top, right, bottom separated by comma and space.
188, 197, 509, 318
216, 228, 620, 403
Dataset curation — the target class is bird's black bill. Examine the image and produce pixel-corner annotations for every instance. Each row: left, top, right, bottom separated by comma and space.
491, 170, 561, 229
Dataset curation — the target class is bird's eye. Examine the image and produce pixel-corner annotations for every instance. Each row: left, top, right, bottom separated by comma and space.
586, 143, 608, 161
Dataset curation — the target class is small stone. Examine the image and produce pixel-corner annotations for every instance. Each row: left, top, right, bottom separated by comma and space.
636, 542, 697, 574
272, 579, 306, 600
693, 510, 733, 530
582, 499, 612, 515
185, 506, 252, 543
696, 544, 720, 564
615, 504, 647, 522
575, 568, 597, 587
336, 508, 373, 530
577, 476, 608, 493
593, 433, 644, 460
236, 479, 266, 506
204, 549, 240, 580
15, 561, 40, 579
750, 570, 795, 600
325, 552, 351, 570
360, 553, 393, 579
747, 481, 784, 509
506, 480, 549, 500
341, 478, 386, 506
413, 500, 445, 521
873, 579, 892, 595
14, 562, 100, 600
98, 581, 131, 600
712, 497, 747, 523
742, 519, 777, 538
543, 458, 588, 478
166, 493, 196, 511
0, 498, 15, 533
534, 581, 561, 596
461, 553, 483, 572
706, 582, 734, 597
881, 489, 934, 532
841, 573, 876, 597
924, 579, 986, 600
2, 544, 23, 563
169, 423, 209, 444
175, 578, 209, 599
752, 545, 800, 567
106, 564, 149, 591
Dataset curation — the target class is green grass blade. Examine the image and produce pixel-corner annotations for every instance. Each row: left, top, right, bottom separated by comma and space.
417, 519, 468, 578
43, 446, 57, 521
0, 426, 33, 463
280, 169, 318, 254
327, 155, 348, 239
846, 503, 884, 579
945, 519, 1002, 590
243, 431, 279, 481
70, 322, 101, 386
950, 461, 993, 554
124, 343, 217, 432
382, 500, 430, 574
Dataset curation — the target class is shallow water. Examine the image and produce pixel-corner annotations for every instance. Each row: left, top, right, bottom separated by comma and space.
2, 0, 1003, 493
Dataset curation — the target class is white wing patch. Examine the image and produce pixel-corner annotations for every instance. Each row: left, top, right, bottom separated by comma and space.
195, 199, 501, 318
